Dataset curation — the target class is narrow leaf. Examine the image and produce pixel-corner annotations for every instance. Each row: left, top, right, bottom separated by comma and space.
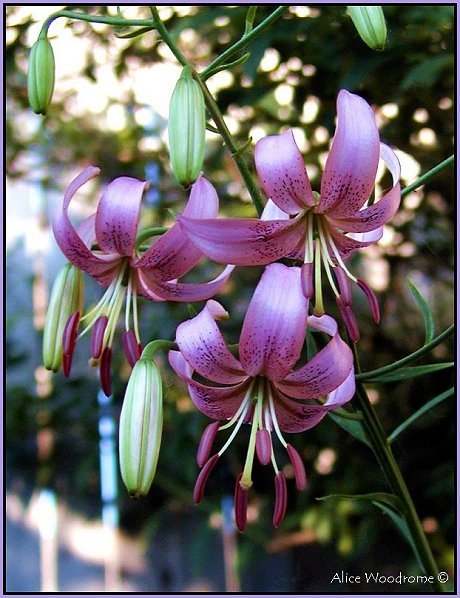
328, 412, 371, 447
389, 387, 454, 443
365, 362, 453, 383
407, 279, 435, 345
317, 492, 404, 514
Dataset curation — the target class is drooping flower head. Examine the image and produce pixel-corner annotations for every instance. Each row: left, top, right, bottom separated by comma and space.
169, 264, 355, 531
52, 166, 233, 394
178, 90, 401, 341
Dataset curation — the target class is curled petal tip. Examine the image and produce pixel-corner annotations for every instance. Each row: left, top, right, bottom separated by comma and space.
193, 454, 219, 504
196, 422, 220, 467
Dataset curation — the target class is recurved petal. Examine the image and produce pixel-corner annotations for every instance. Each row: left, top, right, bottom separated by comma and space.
174, 300, 246, 384
95, 176, 148, 256
178, 214, 305, 266
168, 350, 250, 420
275, 314, 353, 399
255, 130, 315, 214
239, 264, 308, 381
318, 90, 380, 215
326, 226, 383, 261
136, 264, 234, 303
325, 182, 400, 233
52, 167, 124, 284
271, 387, 329, 432
134, 175, 219, 280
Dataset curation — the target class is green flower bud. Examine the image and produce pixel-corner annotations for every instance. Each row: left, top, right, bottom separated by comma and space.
43, 264, 84, 372
27, 35, 55, 114
168, 66, 206, 187
119, 357, 163, 497
347, 6, 387, 51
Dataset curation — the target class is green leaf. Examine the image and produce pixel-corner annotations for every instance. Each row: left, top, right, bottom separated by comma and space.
328, 412, 371, 447
373, 502, 424, 572
365, 362, 453, 383
407, 278, 435, 345
317, 492, 404, 514
401, 55, 453, 90
389, 387, 454, 442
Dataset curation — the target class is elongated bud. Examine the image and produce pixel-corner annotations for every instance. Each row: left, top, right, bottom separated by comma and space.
43, 264, 83, 372
27, 34, 55, 114
119, 357, 163, 497
168, 66, 206, 187
347, 6, 387, 51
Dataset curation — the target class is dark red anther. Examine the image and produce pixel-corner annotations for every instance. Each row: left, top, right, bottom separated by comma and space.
301, 262, 314, 300
196, 422, 220, 467
193, 454, 219, 504
90, 315, 108, 359
122, 329, 142, 368
286, 444, 307, 491
357, 278, 380, 323
336, 297, 360, 343
255, 429, 272, 466
334, 267, 352, 306
234, 473, 249, 533
99, 346, 112, 396
62, 310, 80, 377
273, 471, 287, 528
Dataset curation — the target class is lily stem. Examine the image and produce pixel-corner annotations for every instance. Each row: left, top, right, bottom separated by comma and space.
352, 345, 442, 592
401, 154, 454, 198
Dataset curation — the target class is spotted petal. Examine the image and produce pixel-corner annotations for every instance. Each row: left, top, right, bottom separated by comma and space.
168, 350, 250, 420
136, 264, 234, 303
239, 264, 308, 381
95, 176, 148, 256
326, 227, 383, 261
134, 175, 219, 281
52, 166, 124, 285
317, 90, 380, 215
174, 300, 246, 384
275, 315, 353, 399
178, 214, 305, 266
255, 130, 315, 214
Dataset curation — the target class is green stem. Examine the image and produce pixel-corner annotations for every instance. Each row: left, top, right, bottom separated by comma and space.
357, 325, 454, 382
142, 339, 177, 360
201, 6, 288, 79
42, 9, 154, 35
352, 346, 442, 591
136, 226, 169, 246
401, 155, 454, 198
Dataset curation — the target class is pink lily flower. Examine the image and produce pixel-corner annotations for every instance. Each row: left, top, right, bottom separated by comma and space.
169, 264, 355, 531
178, 90, 401, 341
52, 166, 233, 395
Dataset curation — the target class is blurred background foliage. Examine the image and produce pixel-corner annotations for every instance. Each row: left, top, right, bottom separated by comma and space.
6, 5, 454, 592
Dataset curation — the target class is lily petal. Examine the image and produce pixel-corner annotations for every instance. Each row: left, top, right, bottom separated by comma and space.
52, 167, 124, 284
136, 264, 234, 302
178, 214, 305, 266
255, 130, 315, 213
318, 90, 380, 215
174, 300, 246, 384
327, 227, 383, 260
135, 175, 219, 280
275, 315, 353, 399
168, 350, 249, 420
272, 387, 329, 432
239, 264, 308, 381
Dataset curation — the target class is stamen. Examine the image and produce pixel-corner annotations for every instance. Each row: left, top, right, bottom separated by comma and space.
79, 277, 117, 324
267, 386, 288, 449
196, 421, 220, 467
336, 297, 360, 343
286, 444, 307, 491
234, 472, 249, 532
241, 381, 264, 490
193, 454, 219, 503
99, 347, 112, 396
273, 472, 287, 528
132, 287, 141, 344
122, 329, 142, 367
313, 240, 325, 315
357, 279, 380, 323
62, 311, 80, 377
255, 429, 272, 466
317, 220, 340, 297
300, 262, 314, 300
334, 267, 352, 306
323, 227, 358, 283
90, 315, 108, 359
217, 396, 251, 454
304, 212, 314, 263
